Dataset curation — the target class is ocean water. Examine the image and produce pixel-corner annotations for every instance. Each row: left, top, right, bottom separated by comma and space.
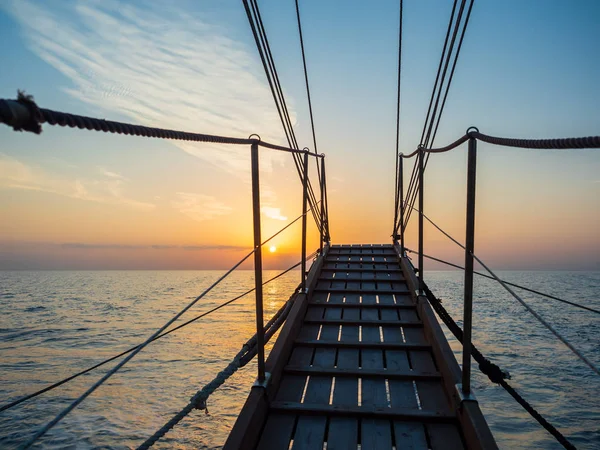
0, 269, 598, 449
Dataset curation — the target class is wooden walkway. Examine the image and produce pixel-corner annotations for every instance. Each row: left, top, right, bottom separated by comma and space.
225, 244, 496, 450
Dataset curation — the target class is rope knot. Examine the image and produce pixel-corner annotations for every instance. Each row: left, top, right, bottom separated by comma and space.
478, 358, 510, 384
15, 90, 43, 134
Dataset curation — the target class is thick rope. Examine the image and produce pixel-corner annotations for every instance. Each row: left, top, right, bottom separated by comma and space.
421, 282, 576, 450
472, 131, 600, 149
137, 297, 295, 449
0, 92, 318, 156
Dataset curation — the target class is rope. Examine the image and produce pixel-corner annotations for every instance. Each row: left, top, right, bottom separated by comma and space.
0, 93, 319, 156
2, 205, 318, 414
295, 0, 319, 163
405, 248, 600, 315
472, 131, 600, 149
421, 282, 576, 450
137, 294, 296, 449
0, 256, 307, 414
242, 0, 323, 231
430, 0, 475, 145
18, 253, 254, 449
414, 207, 600, 376
16, 205, 318, 448
400, 131, 600, 158
393, 0, 404, 238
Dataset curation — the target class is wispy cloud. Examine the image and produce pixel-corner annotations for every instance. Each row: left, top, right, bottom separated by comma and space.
171, 192, 232, 222
261, 206, 288, 221
56, 242, 247, 251
6, 0, 290, 176
0, 154, 155, 210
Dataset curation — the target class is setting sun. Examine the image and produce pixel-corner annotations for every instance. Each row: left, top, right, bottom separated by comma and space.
269, 246, 277, 253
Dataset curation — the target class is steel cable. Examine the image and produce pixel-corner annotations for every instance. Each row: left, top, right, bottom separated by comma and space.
412, 207, 600, 376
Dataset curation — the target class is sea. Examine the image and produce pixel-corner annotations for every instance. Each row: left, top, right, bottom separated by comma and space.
0, 269, 598, 449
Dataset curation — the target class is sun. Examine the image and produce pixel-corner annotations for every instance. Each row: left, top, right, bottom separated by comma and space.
269, 246, 277, 253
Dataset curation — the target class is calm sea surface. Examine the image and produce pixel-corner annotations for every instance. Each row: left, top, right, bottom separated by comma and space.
0, 270, 598, 449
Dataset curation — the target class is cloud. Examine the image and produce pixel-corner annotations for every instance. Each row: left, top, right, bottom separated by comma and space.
6, 0, 290, 177
0, 154, 155, 210
261, 206, 288, 221
59, 243, 247, 251
171, 192, 232, 222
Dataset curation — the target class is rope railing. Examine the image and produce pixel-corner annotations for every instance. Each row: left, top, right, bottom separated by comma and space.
0, 92, 321, 157
399, 129, 600, 159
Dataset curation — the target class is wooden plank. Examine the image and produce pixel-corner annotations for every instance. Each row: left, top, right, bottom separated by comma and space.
269, 402, 455, 422
309, 303, 417, 310
331, 321, 360, 448
392, 422, 429, 449
328, 293, 345, 304
304, 325, 337, 405
428, 423, 465, 450
386, 349, 419, 410
341, 307, 360, 320
295, 340, 431, 350
327, 418, 358, 450
400, 308, 420, 321
304, 318, 422, 327
404, 327, 428, 345
284, 366, 441, 380
314, 287, 410, 294
256, 414, 296, 450
305, 306, 324, 321
361, 418, 393, 450
361, 326, 388, 431
321, 267, 403, 273
380, 308, 400, 321
292, 416, 327, 450
323, 306, 343, 320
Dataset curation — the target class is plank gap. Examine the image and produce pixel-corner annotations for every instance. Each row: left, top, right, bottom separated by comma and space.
413, 380, 423, 410
329, 377, 336, 405
300, 376, 310, 403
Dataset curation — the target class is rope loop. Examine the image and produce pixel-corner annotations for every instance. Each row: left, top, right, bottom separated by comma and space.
466, 126, 479, 137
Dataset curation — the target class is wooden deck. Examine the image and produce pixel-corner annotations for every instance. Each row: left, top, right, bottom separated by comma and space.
225, 244, 497, 450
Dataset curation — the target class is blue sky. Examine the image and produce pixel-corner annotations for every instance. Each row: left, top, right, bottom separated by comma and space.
0, 0, 598, 269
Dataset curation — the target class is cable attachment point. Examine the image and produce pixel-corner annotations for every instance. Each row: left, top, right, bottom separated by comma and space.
478, 358, 511, 384
466, 126, 479, 137
248, 133, 261, 141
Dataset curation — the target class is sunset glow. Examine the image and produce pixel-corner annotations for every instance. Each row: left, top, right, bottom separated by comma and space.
0, 1, 597, 270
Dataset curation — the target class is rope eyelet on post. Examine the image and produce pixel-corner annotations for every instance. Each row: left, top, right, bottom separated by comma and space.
248, 133, 261, 141
466, 126, 479, 138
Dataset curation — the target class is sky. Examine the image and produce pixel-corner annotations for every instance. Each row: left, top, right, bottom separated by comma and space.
0, 0, 598, 270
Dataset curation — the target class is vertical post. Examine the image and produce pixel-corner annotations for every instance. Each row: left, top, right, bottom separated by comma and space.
399, 155, 405, 253
251, 142, 265, 383
319, 156, 325, 253
462, 136, 477, 395
418, 147, 424, 294
322, 158, 330, 242
301, 151, 309, 292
